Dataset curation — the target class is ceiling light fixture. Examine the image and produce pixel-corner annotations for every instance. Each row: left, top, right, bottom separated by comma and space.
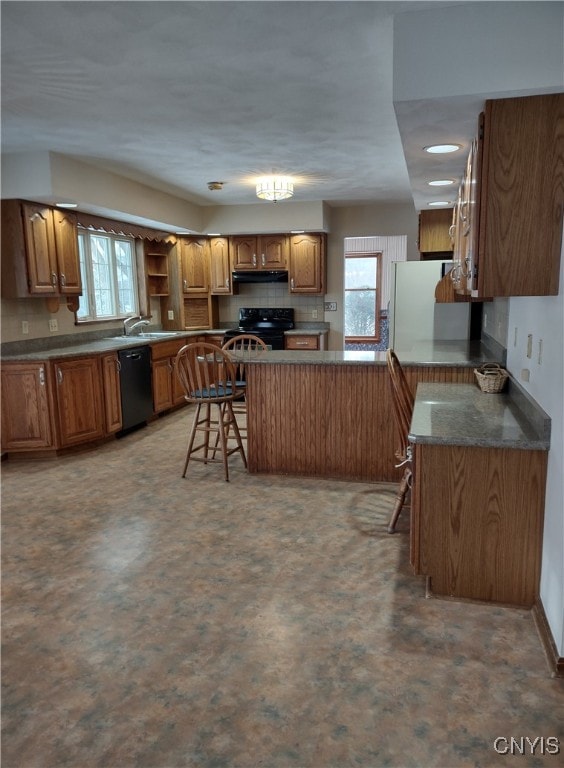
428, 201, 452, 207
424, 144, 461, 154
207, 181, 224, 191
256, 176, 294, 203
55, 202, 78, 208
428, 179, 455, 186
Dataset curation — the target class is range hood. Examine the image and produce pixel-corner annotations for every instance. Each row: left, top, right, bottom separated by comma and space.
232, 270, 288, 284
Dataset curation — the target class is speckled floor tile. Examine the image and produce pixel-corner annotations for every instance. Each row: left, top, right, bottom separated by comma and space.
2, 407, 563, 768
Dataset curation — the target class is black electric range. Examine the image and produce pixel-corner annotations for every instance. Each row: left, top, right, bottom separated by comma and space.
223, 308, 294, 350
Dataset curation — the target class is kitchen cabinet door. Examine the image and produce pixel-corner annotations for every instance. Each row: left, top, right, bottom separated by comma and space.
22, 202, 59, 295
462, 94, 563, 298
230, 236, 258, 270
179, 237, 209, 293
52, 208, 81, 294
230, 235, 288, 270
418, 209, 454, 254
101, 352, 122, 433
209, 237, 233, 294
151, 339, 187, 412
289, 233, 326, 294
260, 234, 288, 269
53, 357, 105, 446
1, 362, 54, 451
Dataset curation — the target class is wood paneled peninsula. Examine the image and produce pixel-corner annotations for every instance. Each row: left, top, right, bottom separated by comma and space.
243, 341, 498, 482
409, 382, 550, 607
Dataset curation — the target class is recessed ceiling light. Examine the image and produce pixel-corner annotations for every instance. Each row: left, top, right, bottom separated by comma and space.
424, 144, 461, 154
428, 179, 455, 186
428, 201, 452, 207
55, 202, 78, 208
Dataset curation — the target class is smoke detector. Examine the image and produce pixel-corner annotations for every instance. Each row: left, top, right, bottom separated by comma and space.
207, 181, 224, 191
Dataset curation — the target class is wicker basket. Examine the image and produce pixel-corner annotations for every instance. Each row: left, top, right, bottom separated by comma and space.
474, 363, 509, 394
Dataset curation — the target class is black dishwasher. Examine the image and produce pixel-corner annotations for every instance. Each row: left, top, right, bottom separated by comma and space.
117, 346, 153, 434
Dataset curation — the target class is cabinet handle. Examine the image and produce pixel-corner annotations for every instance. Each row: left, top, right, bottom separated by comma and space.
59, 273, 66, 287
261, 253, 265, 266
252, 254, 257, 267
51, 272, 58, 287
290, 277, 295, 291
116, 360, 122, 373
225, 278, 230, 289
39, 367, 45, 386
295, 341, 309, 346
183, 279, 188, 291
57, 367, 63, 384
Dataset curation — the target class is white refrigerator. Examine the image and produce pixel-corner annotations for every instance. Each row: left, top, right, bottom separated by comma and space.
388, 261, 470, 350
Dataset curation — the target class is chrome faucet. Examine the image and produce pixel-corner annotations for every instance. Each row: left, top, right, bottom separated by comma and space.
123, 316, 151, 336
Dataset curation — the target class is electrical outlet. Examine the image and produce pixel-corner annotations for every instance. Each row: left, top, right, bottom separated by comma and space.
324, 301, 337, 311
49, 319, 58, 332
521, 368, 530, 382
168, 310, 174, 320
21, 321, 29, 335
312, 309, 318, 319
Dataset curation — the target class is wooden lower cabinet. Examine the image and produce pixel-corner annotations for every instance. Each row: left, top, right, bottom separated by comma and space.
151, 339, 187, 413
101, 352, 122, 433
52, 357, 105, 447
285, 334, 320, 350
1, 361, 54, 451
412, 442, 547, 607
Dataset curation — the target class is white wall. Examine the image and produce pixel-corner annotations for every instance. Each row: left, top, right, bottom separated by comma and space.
505, 234, 564, 656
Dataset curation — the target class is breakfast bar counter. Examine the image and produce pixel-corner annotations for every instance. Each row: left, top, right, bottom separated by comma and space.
243, 343, 498, 482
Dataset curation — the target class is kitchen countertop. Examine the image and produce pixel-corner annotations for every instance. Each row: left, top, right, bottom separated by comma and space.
409, 382, 551, 450
243, 340, 498, 367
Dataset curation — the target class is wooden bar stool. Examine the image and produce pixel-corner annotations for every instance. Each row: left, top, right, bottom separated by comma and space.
222, 334, 268, 437
386, 348, 415, 533
174, 342, 247, 481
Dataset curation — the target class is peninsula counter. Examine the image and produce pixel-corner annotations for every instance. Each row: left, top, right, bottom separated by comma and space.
243, 343, 497, 482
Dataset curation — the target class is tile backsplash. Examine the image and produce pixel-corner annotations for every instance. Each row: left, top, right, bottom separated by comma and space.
217, 284, 325, 323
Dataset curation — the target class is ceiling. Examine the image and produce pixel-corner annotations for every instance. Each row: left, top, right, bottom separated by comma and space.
0, 1, 555, 217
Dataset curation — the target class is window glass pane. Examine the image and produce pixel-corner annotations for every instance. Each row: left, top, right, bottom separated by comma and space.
344, 289, 376, 336
114, 240, 136, 314
345, 257, 377, 290
91, 236, 114, 317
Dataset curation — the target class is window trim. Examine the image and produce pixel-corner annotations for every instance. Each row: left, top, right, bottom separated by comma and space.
344, 251, 383, 343
76, 228, 141, 323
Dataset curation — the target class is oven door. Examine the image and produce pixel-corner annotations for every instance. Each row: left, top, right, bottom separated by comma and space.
223, 328, 284, 350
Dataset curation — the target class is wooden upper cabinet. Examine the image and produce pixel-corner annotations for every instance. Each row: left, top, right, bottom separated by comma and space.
22, 203, 59, 294
418, 209, 454, 254
52, 208, 81, 294
260, 234, 288, 269
230, 234, 288, 270
179, 237, 209, 293
289, 233, 326, 294
209, 237, 233, 294
1, 200, 82, 298
455, 93, 563, 298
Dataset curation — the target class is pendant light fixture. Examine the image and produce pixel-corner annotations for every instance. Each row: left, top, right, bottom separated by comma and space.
256, 176, 294, 202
